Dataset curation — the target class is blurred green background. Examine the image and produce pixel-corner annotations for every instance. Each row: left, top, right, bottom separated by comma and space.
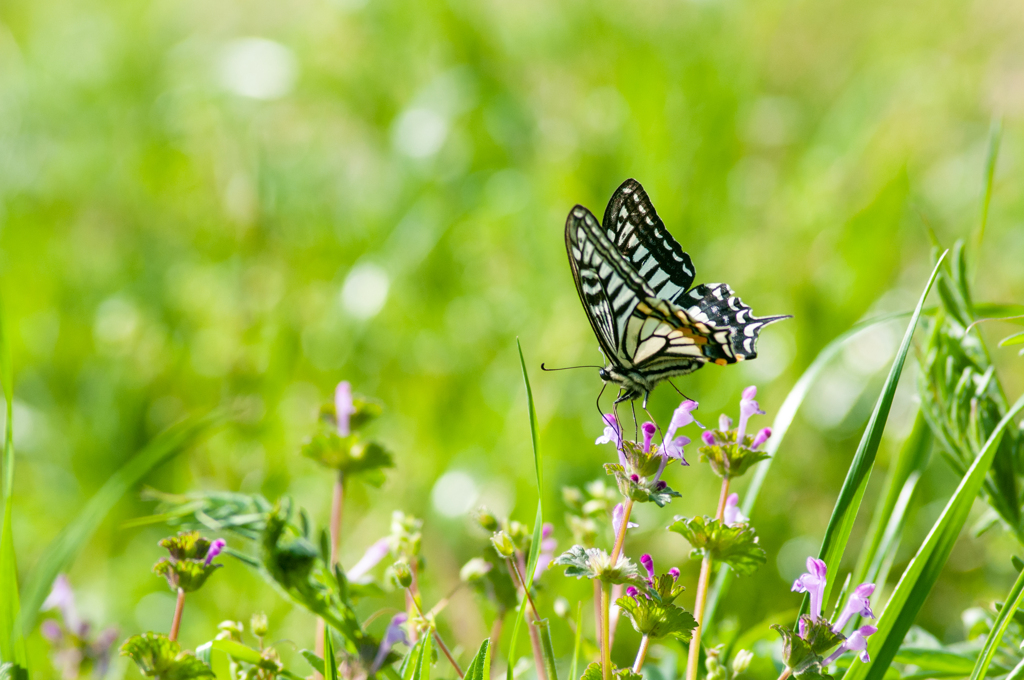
1, 0, 1024, 675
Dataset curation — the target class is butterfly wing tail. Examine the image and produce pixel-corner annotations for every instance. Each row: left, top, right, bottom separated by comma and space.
677, 284, 791, 363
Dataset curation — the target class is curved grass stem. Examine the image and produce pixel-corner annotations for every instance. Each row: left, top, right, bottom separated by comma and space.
686, 478, 731, 680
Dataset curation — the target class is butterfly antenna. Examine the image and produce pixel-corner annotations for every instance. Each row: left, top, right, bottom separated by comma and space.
541, 363, 603, 371
667, 380, 691, 402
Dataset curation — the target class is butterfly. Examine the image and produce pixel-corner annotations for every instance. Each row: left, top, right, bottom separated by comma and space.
565, 178, 789, 407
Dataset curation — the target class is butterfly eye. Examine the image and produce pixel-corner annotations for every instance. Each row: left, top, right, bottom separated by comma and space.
599, 368, 611, 381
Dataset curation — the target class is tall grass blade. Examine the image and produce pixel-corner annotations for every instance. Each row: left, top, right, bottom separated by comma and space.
324, 622, 340, 680
848, 412, 932, 610
0, 303, 26, 667
969, 561, 1024, 680
534, 618, 559, 680
703, 309, 916, 628
465, 639, 491, 680
507, 340, 546, 680
843, 392, 1024, 680
809, 251, 947, 613
974, 118, 1002, 274
19, 414, 214, 632
569, 603, 583, 680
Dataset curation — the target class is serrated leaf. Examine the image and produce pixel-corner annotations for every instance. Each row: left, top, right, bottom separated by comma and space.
603, 464, 680, 507
301, 429, 394, 481
616, 596, 697, 640
667, 516, 766, 576
120, 633, 215, 680
154, 558, 222, 593
799, 616, 845, 656
553, 545, 642, 585
771, 625, 828, 677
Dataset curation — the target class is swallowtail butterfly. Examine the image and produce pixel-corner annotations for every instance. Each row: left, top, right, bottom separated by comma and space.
565, 178, 789, 407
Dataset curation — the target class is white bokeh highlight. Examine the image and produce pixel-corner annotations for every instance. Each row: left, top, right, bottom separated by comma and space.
431, 470, 479, 518
218, 38, 297, 100
341, 263, 390, 319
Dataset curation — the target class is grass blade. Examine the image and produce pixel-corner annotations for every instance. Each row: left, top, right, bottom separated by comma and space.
703, 309, 917, 628
507, 340, 547, 680
843, 391, 1024, 680
569, 603, 583, 680
809, 251, 947, 613
0, 302, 26, 667
324, 622, 340, 680
973, 117, 1002, 274
969, 561, 1024, 680
19, 414, 215, 632
534, 618, 559, 680
848, 412, 933, 611
465, 639, 491, 680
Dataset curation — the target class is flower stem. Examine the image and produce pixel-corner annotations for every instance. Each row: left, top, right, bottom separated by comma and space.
777, 669, 793, 680
601, 584, 612, 680
609, 499, 634, 564
685, 477, 731, 680
169, 588, 186, 642
593, 580, 603, 653
507, 558, 542, 621
506, 558, 550, 680
433, 630, 465, 679
316, 471, 346, 675
632, 635, 650, 674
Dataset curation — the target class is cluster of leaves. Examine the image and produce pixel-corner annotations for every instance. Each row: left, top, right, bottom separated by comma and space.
553, 546, 641, 586
771, 617, 845, 679
697, 431, 771, 480
300, 394, 393, 485
153, 532, 223, 593
616, 573, 697, 641
120, 633, 214, 680
667, 516, 766, 576
603, 440, 680, 507
918, 241, 1024, 542
196, 615, 308, 680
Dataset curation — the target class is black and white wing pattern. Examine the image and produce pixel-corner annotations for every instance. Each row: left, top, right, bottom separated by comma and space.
565, 178, 789, 402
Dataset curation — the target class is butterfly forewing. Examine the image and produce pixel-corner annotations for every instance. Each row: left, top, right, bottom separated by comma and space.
602, 179, 696, 303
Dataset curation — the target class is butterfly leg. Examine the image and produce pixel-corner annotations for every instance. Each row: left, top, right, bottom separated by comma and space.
595, 382, 608, 422
630, 401, 638, 441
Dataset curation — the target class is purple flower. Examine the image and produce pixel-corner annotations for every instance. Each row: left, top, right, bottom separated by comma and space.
701, 430, 716, 446
41, 620, 63, 644
640, 554, 655, 585
722, 493, 748, 526
791, 557, 828, 619
348, 538, 392, 582
834, 583, 876, 632
657, 399, 700, 478
824, 625, 877, 665
630, 474, 639, 483
625, 586, 639, 598
719, 414, 733, 431
205, 539, 227, 566
612, 503, 638, 537
596, 414, 626, 464
534, 523, 558, 580
736, 386, 765, 443
752, 427, 772, 449
43, 575, 83, 636
668, 567, 680, 580
335, 381, 356, 437
642, 422, 657, 453
371, 613, 410, 673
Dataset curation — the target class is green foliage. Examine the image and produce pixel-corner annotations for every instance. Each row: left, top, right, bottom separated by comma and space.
579, 662, 641, 680
811, 252, 946, 613
696, 435, 771, 480
463, 639, 491, 680
0, 307, 25, 668
153, 530, 224, 593
603, 463, 680, 506
0, 664, 27, 680
667, 516, 766, 576
969, 563, 1024, 680
120, 633, 215, 680
300, 434, 394, 485
615, 595, 696, 640
553, 545, 642, 585
771, 618, 843, 679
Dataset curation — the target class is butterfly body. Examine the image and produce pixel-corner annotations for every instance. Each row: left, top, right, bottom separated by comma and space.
565, 179, 788, 407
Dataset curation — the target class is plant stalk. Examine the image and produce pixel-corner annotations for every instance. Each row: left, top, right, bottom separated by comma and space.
609, 500, 634, 563
632, 635, 650, 674
434, 630, 465, 679
316, 470, 346, 676
507, 557, 549, 680
593, 580, 603, 654
777, 669, 793, 680
686, 478, 731, 680
601, 584, 612, 680
169, 588, 186, 642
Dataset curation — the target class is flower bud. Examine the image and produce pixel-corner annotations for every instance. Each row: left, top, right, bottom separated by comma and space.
562, 487, 584, 511
702, 431, 716, 446
668, 567, 680, 581
490, 531, 516, 559
474, 507, 499, 532
392, 561, 413, 588
719, 414, 733, 431
459, 557, 492, 583
732, 649, 754, 674
250, 612, 268, 638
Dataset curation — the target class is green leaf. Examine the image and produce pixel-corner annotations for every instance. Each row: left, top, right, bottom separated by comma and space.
809, 251, 947, 615
999, 330, 1024, 347
0, 306, 25, 669
616, 596, 696, 640
841, 392, 1024, 680
969, 562, 1024, 680
507, 340, 546, 680
154, 558, 223, 593
324, 622, 339, 680
603, 463, 680, 506
300, 429, 394, 483
20, 415, 213, 633
400, 639, 425, 680
121, 632, 215, 680
553, 545, 642, 585
973, 117, 1001, 269
409, 634, 431, 680
301, 650, 325, 675
0, 663, 27, 680
534, 619, 559, 680
892, 648, 977, 674
770, 625, 822, 676
703, 309, 917, 629
849, 412, 932, 618
667, 516, 766, 576
464, 639, 491, 680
